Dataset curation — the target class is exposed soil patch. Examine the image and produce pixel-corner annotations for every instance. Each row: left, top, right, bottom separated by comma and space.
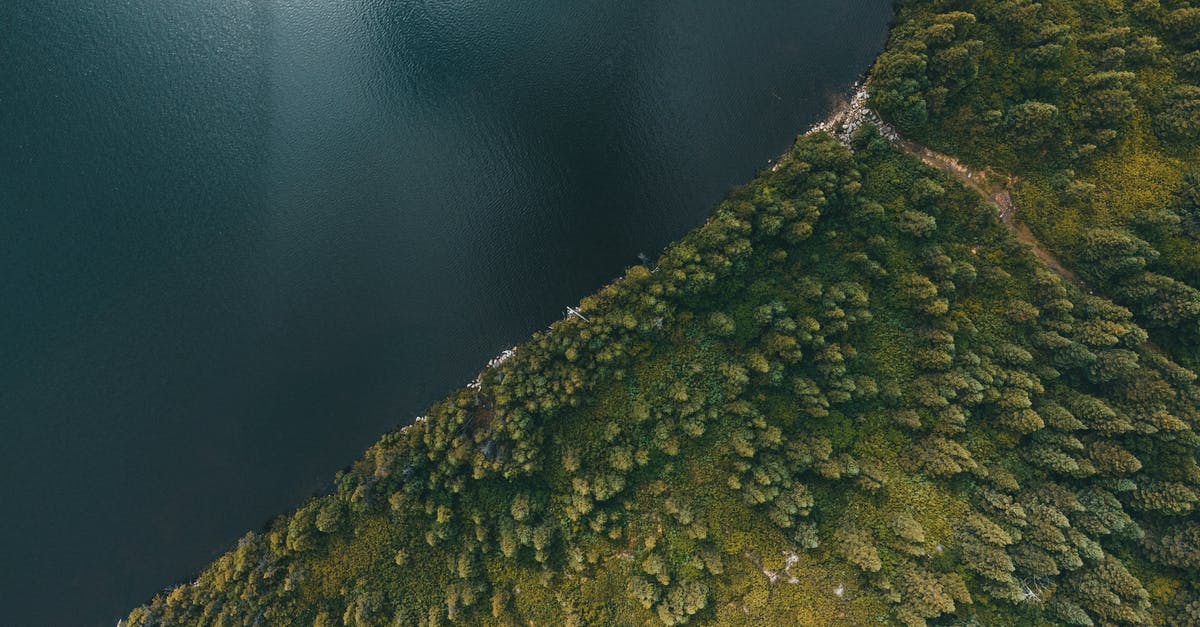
806, 86, 1084, 289
893, 140, 1084, 287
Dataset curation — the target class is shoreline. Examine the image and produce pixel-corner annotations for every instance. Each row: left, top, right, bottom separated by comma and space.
403, 80, 886, 436
804, 81, 899, 146
768, 79, 898, 173
797, 80, 1084, 290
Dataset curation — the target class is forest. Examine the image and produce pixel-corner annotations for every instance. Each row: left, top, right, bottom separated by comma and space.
126, 0, 1200, 625
871, 0, 1200, 368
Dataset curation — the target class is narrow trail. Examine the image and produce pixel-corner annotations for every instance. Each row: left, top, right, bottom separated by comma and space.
883, 140, 1178, 362
804, 86, 1193, 365
892, 140, 1084, 288
807, 86, 1085, 290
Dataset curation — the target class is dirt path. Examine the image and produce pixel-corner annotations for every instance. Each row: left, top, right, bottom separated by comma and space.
807, 85, 1085, 288
892, 140, 1084, 287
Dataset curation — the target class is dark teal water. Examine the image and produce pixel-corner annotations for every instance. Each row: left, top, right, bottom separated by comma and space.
0, 1, 890, 624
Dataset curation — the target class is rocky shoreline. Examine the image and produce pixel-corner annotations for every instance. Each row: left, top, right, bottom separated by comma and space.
805, 82, 899, 146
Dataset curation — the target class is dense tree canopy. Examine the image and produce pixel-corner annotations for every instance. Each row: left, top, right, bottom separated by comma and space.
871, 0, 1200, 369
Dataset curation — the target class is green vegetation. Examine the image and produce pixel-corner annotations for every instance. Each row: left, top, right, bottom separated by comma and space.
128, 1, 1200, 625
871, 0, 1200, 369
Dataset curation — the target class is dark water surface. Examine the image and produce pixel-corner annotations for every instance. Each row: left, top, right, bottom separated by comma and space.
0, 1, 890, 624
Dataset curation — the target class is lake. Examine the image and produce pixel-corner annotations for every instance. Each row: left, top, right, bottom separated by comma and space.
0, 1, 890, 624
